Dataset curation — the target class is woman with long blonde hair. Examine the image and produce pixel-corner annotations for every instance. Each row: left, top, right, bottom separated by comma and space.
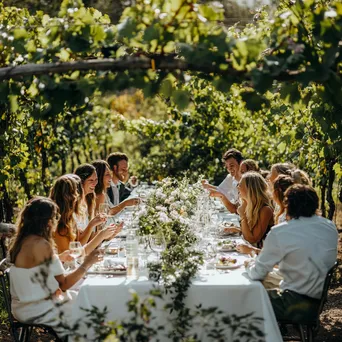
228, 172, 273, 249
50, 174, 122, 254
8, 197, 102, 337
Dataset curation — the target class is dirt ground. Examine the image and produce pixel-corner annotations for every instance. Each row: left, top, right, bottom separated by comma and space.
1, 209, 342, 341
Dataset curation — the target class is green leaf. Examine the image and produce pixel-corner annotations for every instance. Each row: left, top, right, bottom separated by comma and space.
13, 28, 28, 39
172, 90, 190, 110
117, 17, 136, 40
240, 90, 270, 111
143, 25, 160, 42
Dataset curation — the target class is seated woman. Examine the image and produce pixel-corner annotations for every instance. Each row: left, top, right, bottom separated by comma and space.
291, 169, 311, 185
92, 160, 139, 215
74, 164, 106, 242
50, 174, 121, 254
268, 163, 295, 184
239, 159, 260, 174
237, 174, 293, 255
273, 175, 295, 225
9, 197, 102, 338
227, 172, 273, 249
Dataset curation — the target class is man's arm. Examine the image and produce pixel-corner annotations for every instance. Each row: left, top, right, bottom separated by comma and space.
246, 231, 282, 280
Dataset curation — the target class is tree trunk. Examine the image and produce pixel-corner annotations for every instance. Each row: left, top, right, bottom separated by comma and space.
327, 159, 336, 220
61, 157, 67, 174
320, 176, 327, 218
0, 185, 14, 223
19, 169, 31, 199
41, 140, 50, 195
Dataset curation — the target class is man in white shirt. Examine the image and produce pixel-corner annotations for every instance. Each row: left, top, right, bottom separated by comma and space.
202, 148, 243, 213
246, 184, 338, 323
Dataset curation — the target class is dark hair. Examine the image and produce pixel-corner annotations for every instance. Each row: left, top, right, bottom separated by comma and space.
74, 164, 97, 218
9, 197, 59, 263
107, 152, 128, 171
92, 160, 110, 195
284, 184, 319, 219
222, 148, 244, 164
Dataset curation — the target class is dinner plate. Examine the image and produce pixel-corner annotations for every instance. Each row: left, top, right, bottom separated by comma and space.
87, 268, 127, 275
219, 246, 236, 252
215, 262, 242, 270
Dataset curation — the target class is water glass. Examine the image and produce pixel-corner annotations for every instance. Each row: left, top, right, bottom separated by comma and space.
69, 241, 84, 269
149, 234, 166, 258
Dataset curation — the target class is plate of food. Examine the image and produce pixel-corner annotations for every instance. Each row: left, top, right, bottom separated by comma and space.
105, 246, 124, 255
87, 259, 127, 275
219, 222, 240, 236
216, 256, 242, 269
218, 239, 237, 252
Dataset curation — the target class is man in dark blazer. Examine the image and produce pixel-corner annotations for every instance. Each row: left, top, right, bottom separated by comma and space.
106, 152, 132, 205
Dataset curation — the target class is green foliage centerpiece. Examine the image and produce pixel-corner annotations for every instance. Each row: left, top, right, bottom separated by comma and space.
136, 177, 205, 338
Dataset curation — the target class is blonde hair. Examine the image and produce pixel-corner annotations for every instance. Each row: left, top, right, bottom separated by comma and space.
271, 163, 295, 177
273, 175, 294, 224
240, 159, 260, 173
291, 169, 311, 185
240, 172, 273, 230
49, 174, 81, 241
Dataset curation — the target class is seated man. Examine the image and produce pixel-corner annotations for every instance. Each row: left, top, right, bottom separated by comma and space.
107, 152, 133, 205
202, 148, 243, 213
246, 184, 338, 323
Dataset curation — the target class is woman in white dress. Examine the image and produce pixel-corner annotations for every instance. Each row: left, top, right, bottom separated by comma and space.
9, 197, 102, 338
74, 164, 106, 242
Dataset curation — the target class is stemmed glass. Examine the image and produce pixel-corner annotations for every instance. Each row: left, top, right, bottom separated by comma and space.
69, 241, 84, 269
99, 203, 110, 215
149, 233, 166, 259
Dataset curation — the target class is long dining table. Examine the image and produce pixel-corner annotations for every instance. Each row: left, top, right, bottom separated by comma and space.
71, 203, 283, 342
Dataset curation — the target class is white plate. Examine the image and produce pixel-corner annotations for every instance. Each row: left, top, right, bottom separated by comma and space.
215, 262, 242, 270
87, 266, 127, 275
219, 247, 236, 252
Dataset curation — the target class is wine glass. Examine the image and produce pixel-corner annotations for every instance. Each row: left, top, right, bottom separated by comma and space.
99, 203, 110, 215
149, 234, 166, 259
69, 241, 84, 269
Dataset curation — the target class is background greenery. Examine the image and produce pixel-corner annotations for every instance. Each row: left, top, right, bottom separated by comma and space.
0, 0, 341, 224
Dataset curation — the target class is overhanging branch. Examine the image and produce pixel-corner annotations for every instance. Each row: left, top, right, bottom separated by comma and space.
0, 56, 245, 81
0, 55, 314, 83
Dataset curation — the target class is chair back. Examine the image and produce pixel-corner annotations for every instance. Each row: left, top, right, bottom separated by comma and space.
0, 222, 16, 259
0, 258, 16, 329
317, 261, 338, 316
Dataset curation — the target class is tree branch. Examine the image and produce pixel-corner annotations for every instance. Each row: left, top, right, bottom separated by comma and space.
0, 55, 319, 84
0, 56, 246, 81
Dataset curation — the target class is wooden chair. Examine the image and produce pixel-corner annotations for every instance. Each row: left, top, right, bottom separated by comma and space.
0, 222, 16, 259
0, 258, 65, 342
279, 261, 338, 342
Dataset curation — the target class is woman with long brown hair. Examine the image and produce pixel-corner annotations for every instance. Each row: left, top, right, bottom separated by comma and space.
74, 164, 106, 243
92, 160, 139, 215
50, 174, 121, 254
8, 197, 102, 337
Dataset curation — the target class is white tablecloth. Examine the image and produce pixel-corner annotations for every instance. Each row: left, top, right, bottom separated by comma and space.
71, 264, 282, 341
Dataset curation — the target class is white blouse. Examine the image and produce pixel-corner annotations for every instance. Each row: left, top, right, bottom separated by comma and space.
10, 255, 64, 303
